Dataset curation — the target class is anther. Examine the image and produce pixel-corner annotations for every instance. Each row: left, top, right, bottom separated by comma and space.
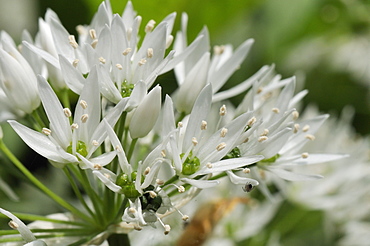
69, 35, 78, 49
148, 190, 157, 198
146, 48, 153, 58
243, 168, 250, 174
178, 186, 185, 193
261, 129, 269, 136
258, 136, 268, 142
94, 164, 102, 170
216, 142, 226, 151
91, 39, 98, 49
116, 64, 123, 70
201, 120, 207, 130
134, 225, 142, 231
42, 128, 52, 136
115, 145, 122, 152
219, 105, 227, 116
156, 179, 164, 185
99, 57, 106, 64
182, 215, 189, 221
122, 48, 132, 56
161, 150, 166, 157
293, 124, 300, 134
302, 125, 310, 132
164, 224, 171, 235
8, 221, 18, 229
301, 152, 309, 158
206, 162, 213, 168
145, 19, 156, 33
166, 35, 174, 49
76, 25, 86, 36
104, 173, 111, 179
63, 108, 72, 118
177, 122, 183, 128
81, 114, 89, 123
71, 123, 79, 130
272, 108, 280, 114
138, 59, 147, 66
247, 117, 257, 127
92, 140, 99, 146
305, 134, 315, 141
144, 167, 151, 176
80, 100, 88, 109
257, 87, 263, 94
243, 137, 249, 143
213, 45, 225, 55
72, 59, 79, 68
192, 137, 198, 146
220, 128, 228, 138
292, 111, 299, 120
89, 29, 97, 40
129, 207, 136, 214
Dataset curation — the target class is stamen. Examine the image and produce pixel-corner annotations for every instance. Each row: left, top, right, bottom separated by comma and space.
177, 122, 183, 128
99, 57, 106, 64
81, 114, 89, 123
76, 25, 86, 36
164, 224, 171, 235
129, 207, 136, 214
258, 136, 268, 142
138, 59, 147, 66
247, 117, 257, 127
206, 162, 213, 168
292, 110, 299, 120
115, 145, 122, 152
8, 220, 18, 229
220, 128, 228, 137
144, 167, 151, 176
201, 120, 207, 130
94, 164, 102, 170
302, 125, 310, 132
146, 48, 153, 58
166, 35, 174, 48
243, 137, 249, 143
91, 39, 98, 49
213, 45, 225, 55
293, 124, 300, 134
69, 35, 78, 49
134, 225, 142, 231
156, 179, 164, 185
261, 129, 269, 136
178, 186, 185, 193
272, 108, 280, 114
219, 105, 227, 116
71, 123, 79, 130
257, 87, 263, 94
216, 142, 226, 151
122, 48, 132, 56
145, 19, 156, 33
63, 108, 72, 118
243, 168, 250, 174
161, 150, 166, 157
80, 100, 88, 109
42, 128, 51, 136
182, 215, 189, 221
192, 137, 198, 146
301, 152, 309, 158
116, 64, 123, 70
104, 173, 111, 179
92, 140, 99, 146
305, 134, 315, 141
72, 59, 79, 68
89, 29, 97, 40
147, 190, 157, 198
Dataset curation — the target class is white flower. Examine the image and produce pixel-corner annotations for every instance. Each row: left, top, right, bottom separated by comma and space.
8, 71, 126, 167
0, 36, 40, 114
164, 84, 264, 188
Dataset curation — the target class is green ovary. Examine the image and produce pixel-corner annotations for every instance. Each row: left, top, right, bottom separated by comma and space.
181, 152, 200, 175
66, 140, 88, 157
121, 81, 135, 98
116, 172, 141, 199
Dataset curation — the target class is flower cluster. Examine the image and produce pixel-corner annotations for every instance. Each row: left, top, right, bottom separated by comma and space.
0, 1, 347, 245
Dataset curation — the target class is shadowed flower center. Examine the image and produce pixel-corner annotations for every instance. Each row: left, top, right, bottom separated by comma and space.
116, 172, 141, 199
121, 81, 135, 98
181, 152, 200, 175
66, 140, 88, 158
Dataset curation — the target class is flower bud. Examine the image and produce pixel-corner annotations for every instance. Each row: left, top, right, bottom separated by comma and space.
129, 86, 161, 139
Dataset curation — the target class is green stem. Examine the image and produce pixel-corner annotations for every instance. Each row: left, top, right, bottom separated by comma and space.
0, 140, 94, 224
31, 110, 45, 130
61, 88, 71, 109
127, 138, 138, 162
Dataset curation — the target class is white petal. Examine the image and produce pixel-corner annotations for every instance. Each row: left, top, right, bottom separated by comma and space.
22, 41, 60, 69
97, 65, 121, 104
89, 151, 117, 166
180, 178, 219, 189
37, 75, 71, 148
0, 208, 36, 242
196, 155, 265, 175
8, 120, 69, 163
58, 54, 84, 94
266, 167, 323, 181
279, 154, 349, 167
93, 170, 121, 193
226, 170, 259, 186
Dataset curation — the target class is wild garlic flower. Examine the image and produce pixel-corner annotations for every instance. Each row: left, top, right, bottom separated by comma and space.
8, 72, 125, 167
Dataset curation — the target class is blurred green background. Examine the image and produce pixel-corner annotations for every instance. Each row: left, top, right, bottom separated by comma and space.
0, 0, 369, 245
